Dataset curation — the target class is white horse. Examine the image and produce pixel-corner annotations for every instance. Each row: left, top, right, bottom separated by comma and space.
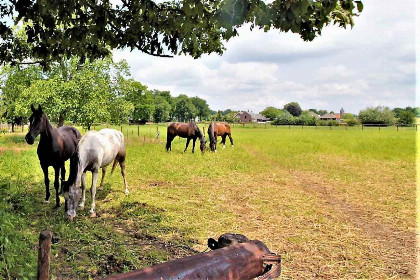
63, 129, 129, 220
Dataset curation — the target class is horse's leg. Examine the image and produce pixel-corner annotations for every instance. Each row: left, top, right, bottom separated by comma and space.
78, 172, 87, 209
89, 170, 99, 217
222, 135, 227, 149
60, 163, 66, 194
166, 134, 174, 151
214, 135, 218, 153
228, 133, 234, 147
53, 167, 61, 208
98, 166, 107, 190
119, 157, 129, 195
42, 165, 50, 203
192, 137, 196, 153
184, 138, 191, 153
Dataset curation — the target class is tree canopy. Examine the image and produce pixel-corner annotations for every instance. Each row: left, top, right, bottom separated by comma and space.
1, 0, 363, 66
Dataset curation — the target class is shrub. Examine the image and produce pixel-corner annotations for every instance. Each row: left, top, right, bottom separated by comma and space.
358, 106, 395, 125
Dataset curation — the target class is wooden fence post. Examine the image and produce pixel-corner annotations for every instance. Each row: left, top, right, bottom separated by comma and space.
37, 230, 52, 280
138, 126, 139, 136
120, 126, 123, 132
288, 125, 290, 130
301, 125, 303, 130
143, 135, 146, 145
397, 124, 398, 131
362, 125, 364, 131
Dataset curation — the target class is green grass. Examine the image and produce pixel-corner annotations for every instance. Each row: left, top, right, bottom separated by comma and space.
0, 124, 416, 279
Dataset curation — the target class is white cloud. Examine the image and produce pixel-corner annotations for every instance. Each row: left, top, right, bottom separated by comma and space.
112, 0, 416, 114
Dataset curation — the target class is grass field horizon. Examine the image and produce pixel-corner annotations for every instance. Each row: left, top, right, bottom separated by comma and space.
0, 124, 416, 279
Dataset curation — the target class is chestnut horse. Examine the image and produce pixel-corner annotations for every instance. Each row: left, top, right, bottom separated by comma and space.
25, 105, 81, 207
208, 122, 234, 152
166, 122, 206, 153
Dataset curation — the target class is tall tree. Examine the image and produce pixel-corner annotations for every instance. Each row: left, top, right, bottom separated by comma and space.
174, 94, 197, 122
260, 106, 281, 119
153, 96, 171, 123
284, 102, 302, 117
0, 1, 363, 66
0, 64, 42, 131
191, 96, 211, 121
358, 106, 395, 125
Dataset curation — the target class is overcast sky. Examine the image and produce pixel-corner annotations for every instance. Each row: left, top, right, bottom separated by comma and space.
113, 0, 416, 114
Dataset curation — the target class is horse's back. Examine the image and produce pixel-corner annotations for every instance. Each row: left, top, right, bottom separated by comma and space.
80, 129, 125, 168
167, 122, 194, 137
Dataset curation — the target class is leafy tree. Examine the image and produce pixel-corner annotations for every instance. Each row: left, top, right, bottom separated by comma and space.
298, 111, 317, 126
272, 110, 293, 125
284, 102, 302, 117
358, 106, 395, 125
153, 96, 171, 123
398, 110, 415, 125
0, 64, 42, 131
174, 95, 197, 122
318, 109, 328, 115
121, 79, 154, 122
340, 113, 359, 126
191, 96, 211, 121
0, 1, 363, 66
260, 106, 281, 120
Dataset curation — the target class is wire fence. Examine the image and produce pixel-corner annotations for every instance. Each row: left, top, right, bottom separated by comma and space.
1, 122, 418, 136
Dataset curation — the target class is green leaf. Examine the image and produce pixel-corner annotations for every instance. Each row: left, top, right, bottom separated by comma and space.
355, 1, 364, 12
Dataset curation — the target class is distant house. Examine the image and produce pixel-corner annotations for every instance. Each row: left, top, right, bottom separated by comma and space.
308, 111, 320, 119
234, 111, 270, 123
334, 114, 341, 121
319, 113, 337, 120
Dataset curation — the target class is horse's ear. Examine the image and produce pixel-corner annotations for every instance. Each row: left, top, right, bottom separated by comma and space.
208, 238, 218, 250
38, 105, 42, 112
31, 104, 35, 112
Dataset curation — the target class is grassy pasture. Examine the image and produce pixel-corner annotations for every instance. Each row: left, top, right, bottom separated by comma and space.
0, 124, 416, 279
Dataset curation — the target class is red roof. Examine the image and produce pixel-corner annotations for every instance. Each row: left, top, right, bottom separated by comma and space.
334, 114, 341, 120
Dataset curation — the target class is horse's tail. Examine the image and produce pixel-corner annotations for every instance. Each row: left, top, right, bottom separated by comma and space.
111, 157, 119, 174
208, 122, 215, 144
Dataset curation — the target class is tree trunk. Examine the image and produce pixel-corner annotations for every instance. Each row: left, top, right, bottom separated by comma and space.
11, 122, 15, 132
58, 114, 65, 127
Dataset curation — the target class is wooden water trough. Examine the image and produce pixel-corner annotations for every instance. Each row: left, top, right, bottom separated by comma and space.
103, 240, 281, 280
37, 230, 281, 280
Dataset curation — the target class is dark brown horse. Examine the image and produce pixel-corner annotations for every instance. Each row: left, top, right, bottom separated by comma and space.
208, 122, 234, 152
25, 105, 81, 207
166, 122, 206, 153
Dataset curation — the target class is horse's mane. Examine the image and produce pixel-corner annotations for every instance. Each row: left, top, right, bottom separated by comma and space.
208, 122, 215, 144
193, 122, 205, 142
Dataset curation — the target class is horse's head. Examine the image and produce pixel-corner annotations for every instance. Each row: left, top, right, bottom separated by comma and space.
63, 181, 82, 221
200, 139, 207, 154
25, 105, 46, 145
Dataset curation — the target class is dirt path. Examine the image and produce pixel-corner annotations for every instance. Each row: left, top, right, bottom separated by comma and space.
244, 145, 416, 278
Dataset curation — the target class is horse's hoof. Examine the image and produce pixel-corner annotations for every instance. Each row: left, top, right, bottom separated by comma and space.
223, 145, 226, 149
78, 204, 85, 210
54, 204, 61, 209
43, 200, 50, 204
125, 189, 130, 195
89, 212, 96, 218
98, 187, 103, 191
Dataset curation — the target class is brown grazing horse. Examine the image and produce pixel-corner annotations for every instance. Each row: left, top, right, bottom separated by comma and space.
208, 122, 234, 152
25, 105, 81, 207
166, 122, 206, 153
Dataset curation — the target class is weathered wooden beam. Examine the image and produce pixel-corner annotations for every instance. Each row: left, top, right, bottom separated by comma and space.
103, 240, 281, 280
